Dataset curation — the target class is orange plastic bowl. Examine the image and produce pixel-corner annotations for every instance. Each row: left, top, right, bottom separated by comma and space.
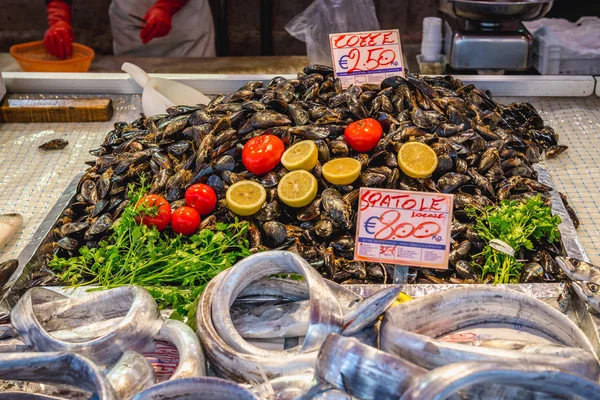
10, 41, 95, 72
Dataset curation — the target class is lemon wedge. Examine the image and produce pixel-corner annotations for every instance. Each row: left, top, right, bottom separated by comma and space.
392, 292, 413, 306
226, 180, 266, 216
277, 170, 318, 208
322, 158, 361, 185
398, 142, 438, 179
281, 140, 319, 171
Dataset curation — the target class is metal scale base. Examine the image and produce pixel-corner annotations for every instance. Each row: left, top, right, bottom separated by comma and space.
443, 18, 533, 72
440, 0, 554, 73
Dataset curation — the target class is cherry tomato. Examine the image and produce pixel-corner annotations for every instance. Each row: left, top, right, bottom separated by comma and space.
135, 194, 172, 231
242, 134, 285, 175
344, 118, 383, 152
185, 184, 217, 216
171, 206, 201, 236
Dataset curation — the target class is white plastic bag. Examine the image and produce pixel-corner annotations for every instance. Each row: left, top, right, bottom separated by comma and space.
285, 0, 380, 65
524, 17, 600, 57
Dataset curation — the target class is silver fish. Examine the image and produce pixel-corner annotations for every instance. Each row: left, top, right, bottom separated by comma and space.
249, 373, 315, 400
11, 286, 164, 365
196, 251, 341, 382
154, 319, 206, 379
0, 336, 30, 352
198, 273, 317, 382
0, 213, 22, 250
299, 383, 352, 400
380, 287, 600, 386
132, 377, 258, 400
0, 352, 117, 399
341, 286, 401, 336
0, 393, 67, 399
555, 256, 600, 313
325, 281, 362, 313
232, 300, 310, 339
0, 323, 17, 340
197, 251, 400, 383
399, 361, 600, 400
231, 281, 358, 340
238, 277, 309, 302
232, 286, 400, 340
210, 251, 343, 358
233, 296, 296, 305
316, 334, 426, 400
106, 351, 156, 400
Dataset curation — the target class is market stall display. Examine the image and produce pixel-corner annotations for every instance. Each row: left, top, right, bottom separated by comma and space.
29, 65, 575, 314
0, 66, 598, 399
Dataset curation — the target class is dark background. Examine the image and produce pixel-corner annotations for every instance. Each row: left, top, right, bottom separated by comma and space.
0, 0, 598, 57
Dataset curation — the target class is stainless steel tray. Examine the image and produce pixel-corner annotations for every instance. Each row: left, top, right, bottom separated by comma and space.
0, 173, 82, 313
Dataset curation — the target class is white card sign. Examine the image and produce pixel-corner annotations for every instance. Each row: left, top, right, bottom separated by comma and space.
354, 188, 453, 269
329, 29, 405, 88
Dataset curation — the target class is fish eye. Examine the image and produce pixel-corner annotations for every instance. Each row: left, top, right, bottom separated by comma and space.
587, 283, 599, 293
573, 259, 580, 267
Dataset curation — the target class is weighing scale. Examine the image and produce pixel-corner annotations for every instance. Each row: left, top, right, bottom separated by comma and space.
440, 0, 554, 73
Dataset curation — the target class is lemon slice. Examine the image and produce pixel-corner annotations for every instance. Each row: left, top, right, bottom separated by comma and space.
392, 292, 413, 306
322, 158, 361, 185
281, 140, 319, 171
226, 180, 267, 216
398, 142, 438, 179
277, 170, 318, 208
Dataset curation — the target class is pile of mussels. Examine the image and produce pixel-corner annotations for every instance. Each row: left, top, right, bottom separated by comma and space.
52, 65, 575, 285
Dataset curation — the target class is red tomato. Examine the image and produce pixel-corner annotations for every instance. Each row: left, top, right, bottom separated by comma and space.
171, 206, 201, 236
242, 134, 285, 175
185, 184, 217, 216
344, 118, 383, 152
135, 194, 172, 231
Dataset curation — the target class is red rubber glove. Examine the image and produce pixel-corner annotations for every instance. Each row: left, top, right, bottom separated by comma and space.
140, 0, 190, 44
44, 0, 74, 60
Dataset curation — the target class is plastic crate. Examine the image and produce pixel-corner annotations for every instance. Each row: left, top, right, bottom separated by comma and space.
532, 34, 600, 75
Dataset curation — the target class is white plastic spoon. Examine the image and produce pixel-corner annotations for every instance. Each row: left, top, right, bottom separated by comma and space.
121, 62, 210, 115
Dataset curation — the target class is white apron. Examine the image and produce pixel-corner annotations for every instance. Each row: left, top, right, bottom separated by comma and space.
109, 0, 215, 57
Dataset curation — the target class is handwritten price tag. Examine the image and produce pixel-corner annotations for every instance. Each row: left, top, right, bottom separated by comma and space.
329, 29, 405, 88
354, 188, 453, 269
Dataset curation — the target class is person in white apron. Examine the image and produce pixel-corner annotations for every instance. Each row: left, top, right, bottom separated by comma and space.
44, 0, 215, 59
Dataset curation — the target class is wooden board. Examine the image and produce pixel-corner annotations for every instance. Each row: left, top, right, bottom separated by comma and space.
0, 97, 113, 123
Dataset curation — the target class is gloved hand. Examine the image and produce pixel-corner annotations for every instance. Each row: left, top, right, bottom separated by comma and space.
140, 0, 189, 44
44, 0, 74, 59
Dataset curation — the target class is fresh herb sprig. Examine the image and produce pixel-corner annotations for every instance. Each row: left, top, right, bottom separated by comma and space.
466, 195, 561, 284
49, 179, 251, 321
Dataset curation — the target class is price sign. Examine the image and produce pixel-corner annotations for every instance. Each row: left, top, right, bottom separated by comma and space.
329, 29, 405, 88
354, 188, 453, 269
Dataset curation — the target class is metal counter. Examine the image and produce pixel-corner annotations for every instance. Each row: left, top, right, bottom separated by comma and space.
0, 94, 141, 262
